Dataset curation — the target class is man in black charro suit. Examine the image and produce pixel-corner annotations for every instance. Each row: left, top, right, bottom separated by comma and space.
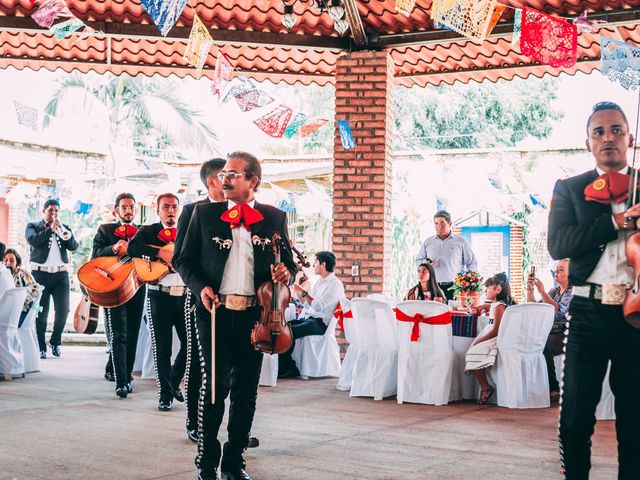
91, 193, 146, 398
174, 151, 296, 480
128, 193, 188, 412
25, 199, 78, 359
548, 101, 640, 480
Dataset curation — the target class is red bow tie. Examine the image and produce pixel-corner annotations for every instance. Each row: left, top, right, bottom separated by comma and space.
584, 171, 634, 205
158, 227, 176, 244
115, 224, 138, 241
221, 204, 264, 231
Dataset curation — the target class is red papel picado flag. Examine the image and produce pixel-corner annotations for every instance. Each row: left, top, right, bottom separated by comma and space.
584, 171, 634, 205
114, 224, 139, 241
221, 204, 264, 231
157, 227, 177, 244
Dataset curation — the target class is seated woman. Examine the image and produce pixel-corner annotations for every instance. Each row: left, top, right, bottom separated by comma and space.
464, 273, 516, 404
3, 248, 41, 328
405, 263, 447, 302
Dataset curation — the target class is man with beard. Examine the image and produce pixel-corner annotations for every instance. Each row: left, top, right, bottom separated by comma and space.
174, 151, 296, 480
128, 193, 188, 411
91, 193, 145, 397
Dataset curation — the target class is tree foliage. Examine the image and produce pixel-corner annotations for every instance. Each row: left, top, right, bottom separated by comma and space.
394, 77, 563, 150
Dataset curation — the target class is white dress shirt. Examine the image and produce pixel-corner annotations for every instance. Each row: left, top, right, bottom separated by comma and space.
159, 222, 185, 288
587, 166, 633, 286
415, 233, 478, 283
219, 200, 256, 296
38, 232, 65, 268
299, 273, 345, 326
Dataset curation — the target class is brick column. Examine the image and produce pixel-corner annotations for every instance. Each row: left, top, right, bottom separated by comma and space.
332, 51, 394, 297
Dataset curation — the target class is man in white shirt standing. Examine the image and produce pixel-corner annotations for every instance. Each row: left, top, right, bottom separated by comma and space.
278, 251, 345, 378
415, 210, 478, 301
25, 199, 78, 359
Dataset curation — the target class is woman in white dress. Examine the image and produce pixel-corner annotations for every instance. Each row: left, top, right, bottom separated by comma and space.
465, 273, 516, 404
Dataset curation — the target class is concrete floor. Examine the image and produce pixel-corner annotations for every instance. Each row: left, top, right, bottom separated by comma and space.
0, 346, 617, 480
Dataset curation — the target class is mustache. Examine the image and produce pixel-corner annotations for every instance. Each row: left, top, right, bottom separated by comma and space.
222, 184, 233, 190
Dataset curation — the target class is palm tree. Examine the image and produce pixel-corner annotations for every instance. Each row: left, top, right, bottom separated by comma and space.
44, 72, 219, 175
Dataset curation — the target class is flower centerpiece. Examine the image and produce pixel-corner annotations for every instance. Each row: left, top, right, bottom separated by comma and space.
449, 271, 483, 310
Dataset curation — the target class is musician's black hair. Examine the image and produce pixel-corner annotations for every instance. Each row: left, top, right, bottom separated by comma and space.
199, 158, 226, 186
227, 151, 262, 191
114, 192, 136, 208
4, 248, 21, 267
156, 193, 180, 208
43, 199, 60, 210
587, 101, 629, 134
315, 251, 336, 272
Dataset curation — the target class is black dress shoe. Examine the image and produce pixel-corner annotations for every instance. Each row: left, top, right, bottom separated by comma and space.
39, 350, 47, 359
115, 387, 128, 399
104, 372, 115, 382
197, 469, 218, 480
247, 436, 259, 448
126, 383, 133, 394
187, 427, 199, 443
221, 468, 252, 480
173, 387, 185, 403
49, 344, 61, 357
158, 397, 173, 411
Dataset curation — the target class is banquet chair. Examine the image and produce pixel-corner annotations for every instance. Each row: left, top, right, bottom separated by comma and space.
349, 298, 398, 400
554, 356, 615, 420
336, 298, 356, 391
18, 286, 43, 373
367, 293, 397, 309
292, 313, 341, 379
395, 300, 456, 405
259, 354, 278, 386
488, 303, 554, 408
0, 287, 29, 379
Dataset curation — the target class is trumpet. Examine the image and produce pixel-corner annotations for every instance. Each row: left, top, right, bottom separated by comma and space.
52, 213, 72, 241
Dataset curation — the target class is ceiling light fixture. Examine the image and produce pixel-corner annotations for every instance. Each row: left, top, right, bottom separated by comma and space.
281, 0, 349, 36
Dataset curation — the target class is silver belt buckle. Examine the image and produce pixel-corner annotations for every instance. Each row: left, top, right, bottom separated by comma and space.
169, 286, 185, 297
601, 284, 626, 305
225, 294, 249, 311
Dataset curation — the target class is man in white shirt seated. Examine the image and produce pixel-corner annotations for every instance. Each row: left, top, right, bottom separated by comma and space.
0, 242, 15, 301
278, 251, 345, 378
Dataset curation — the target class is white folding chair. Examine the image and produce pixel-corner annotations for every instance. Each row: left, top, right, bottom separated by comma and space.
396, 300, 456, 405
554, 356, 615, 420
489, 303, 554, 408
336, 298, 356, 391
349, 298, 398, 400
18, 286, 43, 373
0, 287, 29, 379
291, 313, 341, 379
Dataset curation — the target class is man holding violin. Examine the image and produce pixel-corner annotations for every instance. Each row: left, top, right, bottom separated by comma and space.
174, 151, 296, 480
548, 101, 640, 480
91, 193, 145, 398
128, 193, 188, 411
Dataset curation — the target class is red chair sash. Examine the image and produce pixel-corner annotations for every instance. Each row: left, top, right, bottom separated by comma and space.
394, 308, 451, 342
333, 304, 353, 332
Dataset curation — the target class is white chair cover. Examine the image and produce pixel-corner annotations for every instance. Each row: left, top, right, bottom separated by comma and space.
367, 294, 397, 309
259, 354, 278, 387
132, 316, 149, 374
554, 355, 615, 420
18, 286, 43, 373
291, 312, 341, 379
0, 287, 29, 378
396, 300, 456, 405
349, 298, 398, 400
489, 303, 554, 408
336, 298, 356, 391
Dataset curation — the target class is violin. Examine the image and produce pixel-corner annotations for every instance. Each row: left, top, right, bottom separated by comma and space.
291, 244, 310, 286
624, 168, 640, 328
251, 233, 294, 354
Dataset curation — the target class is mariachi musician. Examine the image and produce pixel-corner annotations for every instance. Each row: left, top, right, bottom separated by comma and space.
91, 193, 145, 398
173, 151, 296, 480
26, 199, 78, 359
174, 158, 225, 443
548, 101, 640, 479
128, 193, 188, 412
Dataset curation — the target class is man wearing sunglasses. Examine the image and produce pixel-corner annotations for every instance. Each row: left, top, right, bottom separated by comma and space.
174, 151, 296, 480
